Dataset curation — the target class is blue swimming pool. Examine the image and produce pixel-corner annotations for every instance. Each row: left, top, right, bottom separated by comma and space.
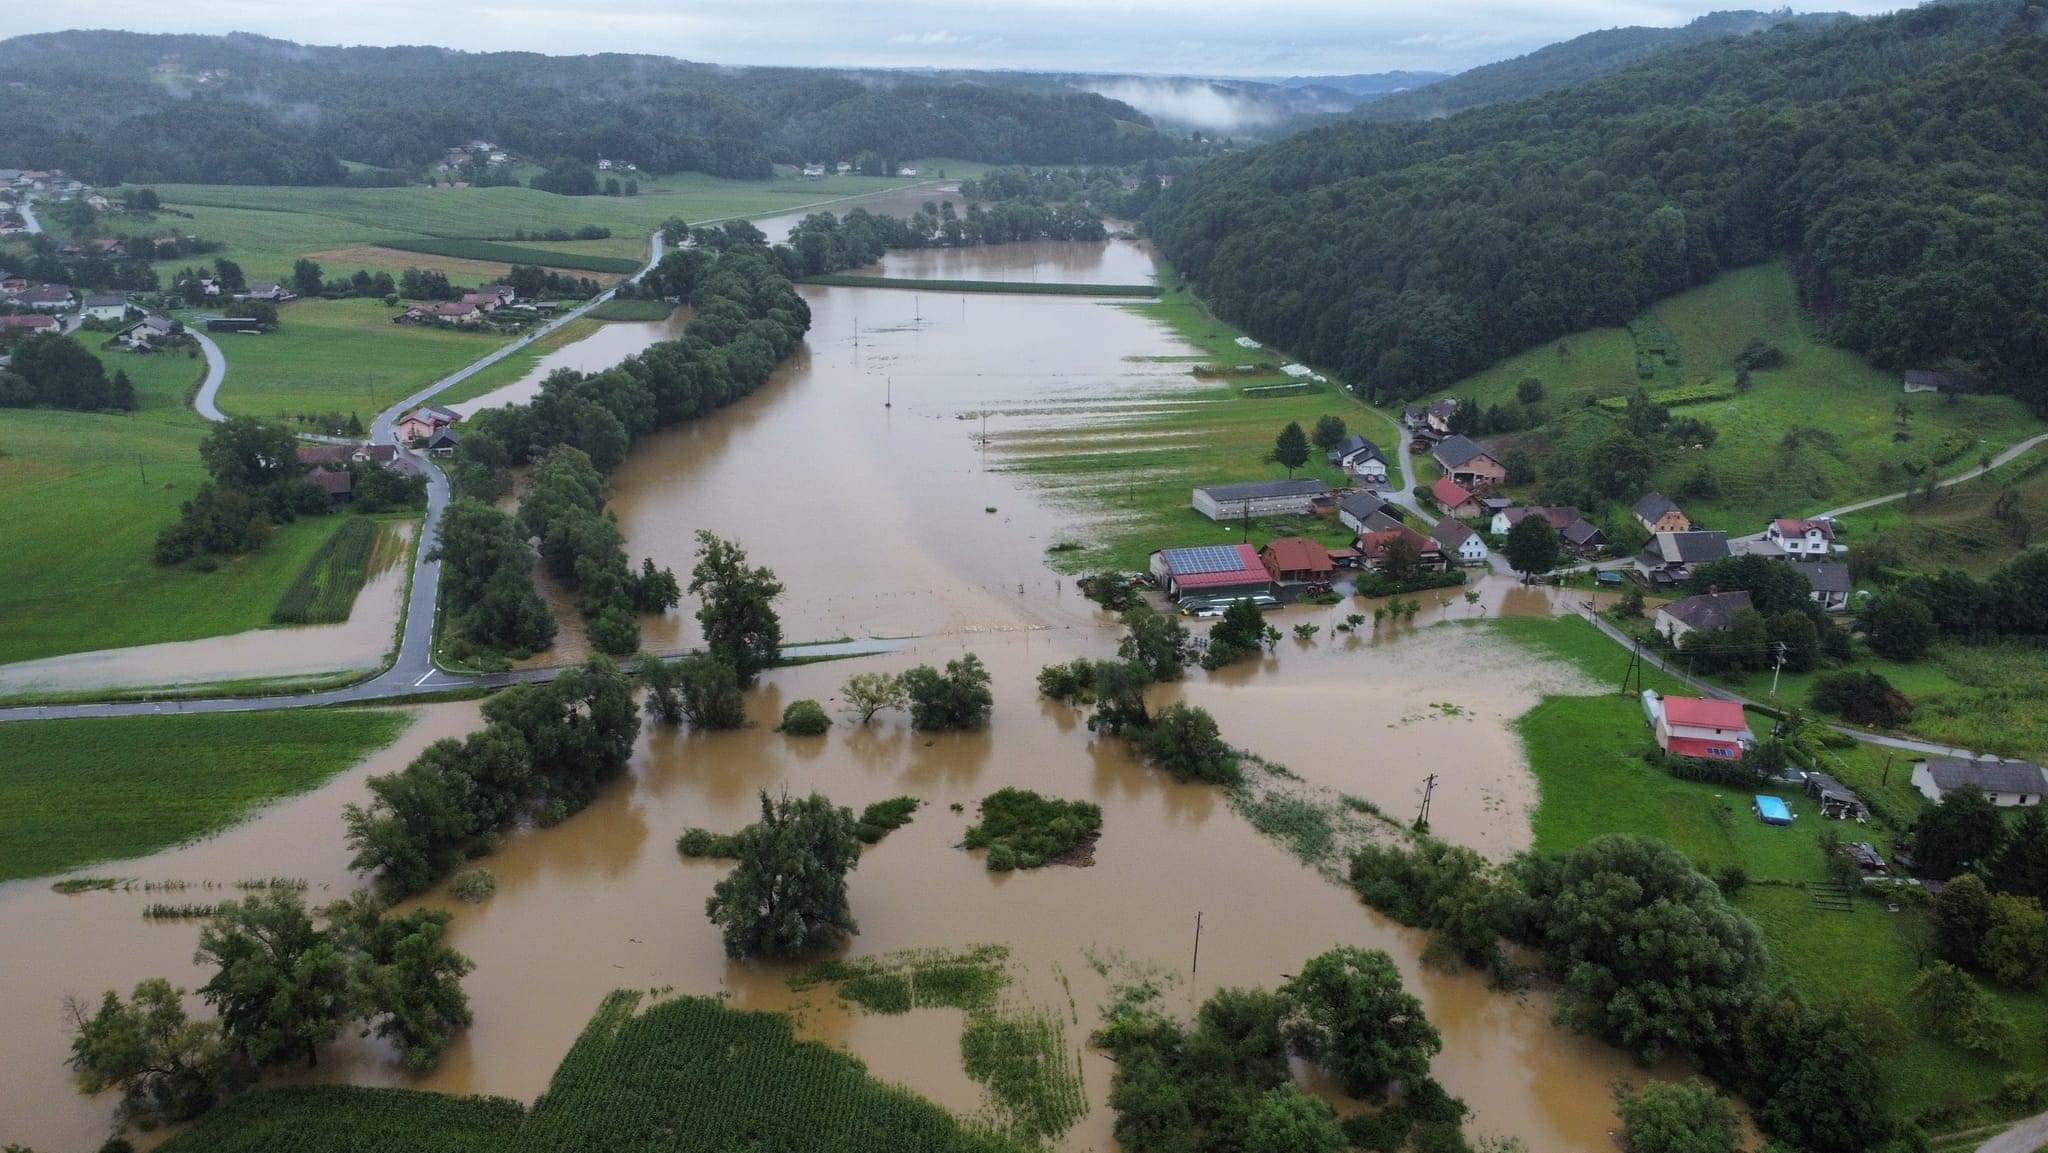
1754, 795, 1793, 825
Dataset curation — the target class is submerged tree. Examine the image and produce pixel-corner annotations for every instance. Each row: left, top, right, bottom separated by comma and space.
706, 792, 863, 958
66, 979, 223, 1126
689, 531, 784, 684
841, 671, 907, 724
1279, 946, 1442, 1097
196, 892, 355, 1069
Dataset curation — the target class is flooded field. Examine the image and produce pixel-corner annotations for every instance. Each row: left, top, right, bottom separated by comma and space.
0, 522, 415, 695
0, 231, 1662, 1152
451, 308, 693, 417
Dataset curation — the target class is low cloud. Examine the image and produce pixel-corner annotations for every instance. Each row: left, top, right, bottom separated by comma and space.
1079, 78, 1284, 132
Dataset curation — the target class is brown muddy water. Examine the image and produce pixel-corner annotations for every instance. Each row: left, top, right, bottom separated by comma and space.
450, 308, 694, 417
0, 236, 1666, 1151
0, 522, 415, 695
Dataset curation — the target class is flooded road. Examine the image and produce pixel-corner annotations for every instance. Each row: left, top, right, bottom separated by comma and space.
0, 522, 415, 696
0, 232, 1662, 1152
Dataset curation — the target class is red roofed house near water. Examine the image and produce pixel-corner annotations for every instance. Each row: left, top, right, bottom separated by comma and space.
1260, 537, 1335, 584
1651, 694, 1755, 761
1429, 476, 1481, 517
1148, 544, 1275, 601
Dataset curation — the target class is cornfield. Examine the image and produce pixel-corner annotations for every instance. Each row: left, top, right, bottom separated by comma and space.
273, 519, 381, 625
153, 1085, 524, 1152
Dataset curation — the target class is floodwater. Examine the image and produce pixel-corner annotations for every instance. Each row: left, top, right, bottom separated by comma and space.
450, 308, 693, 417
0, 234, 1667, 1152
0, 522, 415, 695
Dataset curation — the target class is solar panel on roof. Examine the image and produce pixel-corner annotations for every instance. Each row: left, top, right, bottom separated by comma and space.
1162, 545, 1248, 575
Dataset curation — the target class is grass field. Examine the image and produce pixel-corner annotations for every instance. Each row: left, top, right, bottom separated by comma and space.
997, 269, 1401, 572
158, 990, 1021, 1153
1493, 614, 2048, 1122
584, 298, 677, 322
0, 708, 409, 881
210, 297, 510, 420
0, 343, 351, 665
1835, 450, 2048, 575
1419, 263, 2045, 531
376, 237, 643, 274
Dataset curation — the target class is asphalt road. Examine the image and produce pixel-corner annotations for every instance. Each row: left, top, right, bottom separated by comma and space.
16, 194, 41, 235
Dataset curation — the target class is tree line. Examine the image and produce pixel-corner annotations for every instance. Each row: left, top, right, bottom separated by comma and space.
441, 227, 809, 661
776, 202, 1107, 277
0, 31, 1186, 187
8, 226, 222, 293
1148, 1, 2048, 411
0, 331, 136, 411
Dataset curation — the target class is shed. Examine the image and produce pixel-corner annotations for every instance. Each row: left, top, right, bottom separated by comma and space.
1190, 478, 1330, 522
1150, 544, 1274, 601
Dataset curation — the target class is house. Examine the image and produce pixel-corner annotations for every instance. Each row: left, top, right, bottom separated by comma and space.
1279, 363, 1313, 379
427, 429, 461, 455
400, 301, 481, 325
295, 443, 354, 467
1337, 492, 1390, 534
119, 314, 178, 349
1490, 504, 1581, 537
1766, 518, 1838, 557
459, 291, 506, 313
1478, 494, 1512, 520
1431, 518, 1488, 566
1799, 562, 1852, 612
352, 443, 399, 466
836, 161, 853, 174
307, 467, 353, 503
801, 163, 827, 178
1633, 492, 1691, 534
1149, 544, 1275, 601
1190, 478, 1330, 522
1903, 369, 1954, 394
1429, 476, 1482, 518
1912, 756, 2048, 807
242, 282, 294, 303
896, 167, 919, 177
79, 293, 130, 323
16, 284, 75, 311
1430, 435, 1505, 489
1420, 399, 1459, 434
1234, 336, 1261, 349
1635, 531, 1732, 587
1260, 537, 1336, 584
1356, 525, 1448, 573
0, 272, 26, 293
1327, 435, 1388, 485
478, 284, 517, 307
1654, 590, 1754, 643
1649, 694, 1754, 760
397, 404, 460, 444
0, 313, 59, 334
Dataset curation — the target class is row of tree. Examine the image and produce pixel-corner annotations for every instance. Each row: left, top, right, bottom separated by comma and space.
1038, 603, 1242, 783
1148, 1, 2048, 411
0, 331, 136, 411
9, 228, 221, 292
776, 202, 1107, 277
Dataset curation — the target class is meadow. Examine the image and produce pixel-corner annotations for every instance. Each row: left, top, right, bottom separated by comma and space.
1419, 262, 2044, 532
0, 342, 346, 665
1493, 614, 2048, 1122
210, 297, 510, 420
1835, 450, 2048, 576
997, 270, 1402, 572
0, 708, 409, 881
157, 991, 1024, 1153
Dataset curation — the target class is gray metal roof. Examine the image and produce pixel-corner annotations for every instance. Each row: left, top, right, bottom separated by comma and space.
1658, 590, 1753, 630
1634, 492, 1681, 521
1195, 478, 1330, 502
1339, 491, 1388, 521
1801, 562, 1852, 595
1650, 530, 1730, 564
1430, 519, 1476, 548
1921, 757, 2048, 797
1432, 434, 1489, 469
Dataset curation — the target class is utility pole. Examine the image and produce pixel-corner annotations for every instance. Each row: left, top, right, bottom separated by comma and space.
1620, 636, 1643, 696
1191, 911, 1203, 976
136, 454, 146, 484
885, 376, 892, 408
1881, 752, 1894, 787
1769, 641, 1788, 700
1414, 773, 1438, 833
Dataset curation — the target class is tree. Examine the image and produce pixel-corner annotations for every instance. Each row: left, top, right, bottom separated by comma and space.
1981, 892, 2048, 988
1766, 611, 1818, 673
1311, 414, 1348, 452
841, 671, 906, 724
706, 792, 863, 958
1809, 669, 1912, 726
291, 257, 324, 297
1280, 946, 1442, 1097
5, 332, 115, 410
1907, 962, 2016, 1057
1991, 806, 2048, 903
198, 416, 298, 492
1616, 1079, 1737, 1153
196, 892, 355, 1069
327, 895, 474, 1072
344, 751, 479, 898
641, 657, 685, 725
1502, 513, 1560, 579
777, 699, 831, 735
1208, 598, 1267, 666
1244, 1085, 1345, 1153
1858, 591, 1937, 661
1516, 377, 1546, 403
1118, 603, 1192, 682
688, 531, 783, 684
1512, 836, 1766, 1061
481, 656, 640, 809
1726, 993, 1894, 1153
1138, 703, 1238, 783
1916, 787, 2007, 881
676, 653, 747, 729
1933, 872, 1996, 967
901, 653, 994, 731
1272, 421, 1310, 477
212, 258, 246, 295
66, 979, 222, 1126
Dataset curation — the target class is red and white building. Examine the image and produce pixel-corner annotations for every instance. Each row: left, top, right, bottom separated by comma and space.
1647, 694, 1755, 761
1766, 517, 1838, 557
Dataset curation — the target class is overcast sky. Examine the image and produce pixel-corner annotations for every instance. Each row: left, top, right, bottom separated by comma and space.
6, 0, 1908, 76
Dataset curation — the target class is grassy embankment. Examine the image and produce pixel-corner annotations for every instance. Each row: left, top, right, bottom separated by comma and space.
1835, 449, 2048, 576
1494, 614, 2048, 1122
0, 343, 347, 665
0, 708, 409, 882
157, 990, 1022, 1153
208, 296, 510, 420
1417, 262, 2044, 531
997, 267, 1402, 573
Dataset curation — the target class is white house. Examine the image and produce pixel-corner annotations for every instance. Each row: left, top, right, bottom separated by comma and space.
79, 293, 130, 324
1912, 756, 2048, 807
1234, 335, 1262, 349
1327, 435, 1388, 485
1766, 518, 1838, 556
1430, 518, 1488, 565
1648, 694, 1754, 761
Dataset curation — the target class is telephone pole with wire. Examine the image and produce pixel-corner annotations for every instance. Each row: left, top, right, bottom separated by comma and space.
1620, 635, 1644, 696
1769, 641, 1788, 700
1414, 773, 1438, 833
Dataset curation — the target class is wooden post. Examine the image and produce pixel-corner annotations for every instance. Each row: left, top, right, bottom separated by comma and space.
1191, 911, 1203, 976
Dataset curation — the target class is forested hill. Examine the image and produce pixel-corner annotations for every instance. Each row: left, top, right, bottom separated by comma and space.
1147, 0, 2048, 409
1354, 10, 1850, 122
0, 31, 1184, 185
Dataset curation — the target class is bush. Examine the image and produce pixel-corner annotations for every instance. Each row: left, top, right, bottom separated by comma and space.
901, 653, 994, 731
963, 788, 1103, 869
1810, 670, 1913, 727
676, 654, 747, 730
1036, 658, 1097, 703
775, 699, 831, 736
1858, 592, 1937, 661
1617, 1079, 1739, 1153
1137, 703, 1239, 783
449, 868, 496, 902
852, 796, 919, 844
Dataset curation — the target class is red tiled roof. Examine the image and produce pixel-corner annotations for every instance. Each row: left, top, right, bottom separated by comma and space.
1663, 696, 1749, 731
0, 314, 56, 330
1261, 537, 1333, 575
1430, 476, 1473, 508
296, 444, 351, 465
1772, 518, 1832, 538
1357, 525, 1438, 559
1665, 735, 1745, 760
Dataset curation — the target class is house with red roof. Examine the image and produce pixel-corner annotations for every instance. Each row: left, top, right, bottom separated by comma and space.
1356, 525, 1448, 573
1766, 517, 1838, 557
1260, 537, 1335, 584
1649, 694, 1754, 761
1148, 544, 1274, 601
1429, 476, 1482, 518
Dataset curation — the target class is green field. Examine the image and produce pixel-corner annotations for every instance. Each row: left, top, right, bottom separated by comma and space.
158, 990, 1020, 1153
997, 270, 1401, 572
1494, 615, 2048, 1121
377, 237, 643, 274
1836, 449, 2048, 575
1419, 262, 2044, 531
584, 298, 677, 322
0, 708, 409, 881
210, 297, 510, 420
0, 343, 351, 665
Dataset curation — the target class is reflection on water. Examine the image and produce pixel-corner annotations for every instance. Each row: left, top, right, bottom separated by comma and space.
0, 522, 416, 694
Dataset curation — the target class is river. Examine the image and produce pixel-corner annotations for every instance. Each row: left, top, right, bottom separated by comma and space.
0, 219, 1659, 1152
